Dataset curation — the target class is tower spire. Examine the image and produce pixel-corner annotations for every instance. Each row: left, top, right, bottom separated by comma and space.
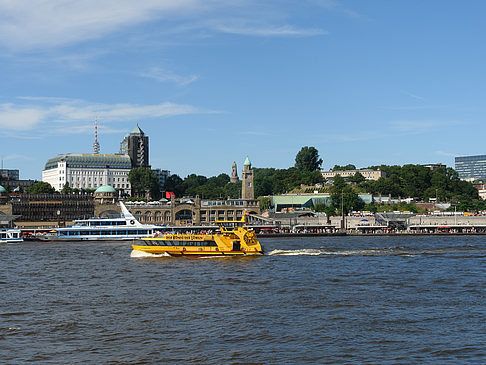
93, 119, 100, 154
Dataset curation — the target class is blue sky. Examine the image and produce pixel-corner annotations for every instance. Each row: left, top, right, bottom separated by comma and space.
0, 1, 485, 180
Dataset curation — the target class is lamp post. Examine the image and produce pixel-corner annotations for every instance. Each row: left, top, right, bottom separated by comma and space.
454, 204, 457, 226
341, 190, 345, 230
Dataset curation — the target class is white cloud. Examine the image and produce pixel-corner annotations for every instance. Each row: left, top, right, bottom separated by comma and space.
0, 1, 327, 51
0, 104, 47, 130
401, 90, 427, 102
140, 67, 198, 86
2, 154, 34, 161
0, 97, 219, 135
212, 23, 327, 37
310, 0, 369, 20
0, 0, 205, 50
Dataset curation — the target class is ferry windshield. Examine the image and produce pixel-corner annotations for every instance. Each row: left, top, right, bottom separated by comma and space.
220, 222, 243, 228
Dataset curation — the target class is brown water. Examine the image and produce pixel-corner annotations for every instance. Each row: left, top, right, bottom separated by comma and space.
2, 235, 486, 364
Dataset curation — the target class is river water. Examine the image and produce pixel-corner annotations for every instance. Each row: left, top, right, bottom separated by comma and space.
2, 236, 486, 364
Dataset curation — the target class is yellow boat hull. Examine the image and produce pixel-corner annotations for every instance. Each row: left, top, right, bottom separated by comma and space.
132, 222, 264, 257
131, 244, 263, 256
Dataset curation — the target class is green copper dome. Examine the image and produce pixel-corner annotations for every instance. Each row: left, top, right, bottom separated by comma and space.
0, 185, 7, 193
95, 185, 117, 193
244, 156, 251, 166
130, 124, 144, 135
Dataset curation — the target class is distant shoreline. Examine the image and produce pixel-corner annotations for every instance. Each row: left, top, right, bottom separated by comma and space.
258, 232, 486, 238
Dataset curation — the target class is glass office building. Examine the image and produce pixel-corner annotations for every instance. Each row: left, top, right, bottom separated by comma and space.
455, 155, 486, 180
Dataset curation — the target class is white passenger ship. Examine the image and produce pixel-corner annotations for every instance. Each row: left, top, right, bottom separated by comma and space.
40, 202, 162, 241
0, 228, 23, 243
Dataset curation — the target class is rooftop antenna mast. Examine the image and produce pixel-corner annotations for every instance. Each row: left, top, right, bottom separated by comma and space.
93, 119, 100, 154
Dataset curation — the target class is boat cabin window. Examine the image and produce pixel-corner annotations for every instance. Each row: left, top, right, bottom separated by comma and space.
221, 222, 243, 228
152, 240, 217, 247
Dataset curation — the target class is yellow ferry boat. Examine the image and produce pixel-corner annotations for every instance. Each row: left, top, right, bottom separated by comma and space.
131, 216, 264, 257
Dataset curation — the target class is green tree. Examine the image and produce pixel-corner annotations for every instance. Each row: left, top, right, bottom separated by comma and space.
313, 203, 336, 223
332, 174, 346, 192
374, 177, 401, 197
258, 196, 273, 210
183, 174, 208, 195
164, 174, 184, 197
295, 146, 323, 172
332, 164, 356, 171
61, 182, 72, 194
224, 181, 242, 199
330, 185, 363, 215
349, 172, 366, 185
26, 181, 55, 194
363, 203, 378, 213
128, 167, 160, 199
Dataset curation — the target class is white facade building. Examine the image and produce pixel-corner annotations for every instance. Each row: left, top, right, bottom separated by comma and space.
42, 153, 132, 195
321, 169, 386, 181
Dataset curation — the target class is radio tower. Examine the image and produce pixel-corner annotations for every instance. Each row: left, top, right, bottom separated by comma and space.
93, 119, 100, 154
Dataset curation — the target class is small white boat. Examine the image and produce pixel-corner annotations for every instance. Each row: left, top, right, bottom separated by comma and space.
0, 228, 24, 243
40, 202, 162, 241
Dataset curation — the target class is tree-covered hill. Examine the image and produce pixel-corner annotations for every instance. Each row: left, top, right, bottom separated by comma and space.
363, 165, 479, 202
160, 146, 482, 208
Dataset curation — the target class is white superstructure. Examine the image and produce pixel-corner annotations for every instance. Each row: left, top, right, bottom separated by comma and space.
0, 228, 23, 243
41, 202, 162, 241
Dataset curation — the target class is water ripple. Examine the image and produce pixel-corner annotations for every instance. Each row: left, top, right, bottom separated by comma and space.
1, 236, 486, 363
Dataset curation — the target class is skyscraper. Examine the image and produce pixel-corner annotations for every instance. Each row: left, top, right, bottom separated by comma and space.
455, 155, 486, 180
120, 125, 150, 168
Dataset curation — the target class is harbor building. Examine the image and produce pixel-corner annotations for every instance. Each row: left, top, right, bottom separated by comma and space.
42, 154, 132, 194
126, 196, 260, 226
0, 169, 35, 191
422, 163, 446, 171
0, 169, 19, 181
11, 193, 94, 222
455, 155, 486, 181
37, 154, 258, 224
124, 156, 260, 225
42, 123, 162, 195
321, 169, 385, 181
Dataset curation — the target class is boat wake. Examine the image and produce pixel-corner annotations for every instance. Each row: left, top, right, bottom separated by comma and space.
268, 249, 323, 256
267, 247, 485, 257
267, 248, 411, 256
130, 250, 171, 258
